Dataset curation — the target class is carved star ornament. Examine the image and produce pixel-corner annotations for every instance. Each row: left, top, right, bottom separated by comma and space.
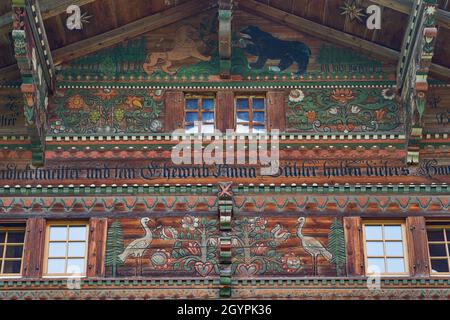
340, 0, 366, 23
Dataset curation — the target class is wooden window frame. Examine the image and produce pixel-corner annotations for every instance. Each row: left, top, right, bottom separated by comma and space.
235, 95, 267, 133
43, 221, 89, 278
362, 221, 410, 276
426, 221, 450, 276
184, 94, 216, 134
0, 225, 25, 277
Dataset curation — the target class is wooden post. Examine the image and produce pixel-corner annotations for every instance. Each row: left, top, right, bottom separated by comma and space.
266, 91, 286, 132
216, 91, 235, 132
87, 218, 108, 278
344, 217, 365, 277
406, 216, 430, 277
22, 217, 46, 278
164, 91, 185, 132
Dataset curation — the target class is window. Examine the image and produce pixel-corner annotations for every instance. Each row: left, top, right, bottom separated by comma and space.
0, 225, 25, 276
235, 96, 266, 133
44, 223, 88, 277
427, 222, 450, 274
363, 222, 408, 275
184, 95, 215, 134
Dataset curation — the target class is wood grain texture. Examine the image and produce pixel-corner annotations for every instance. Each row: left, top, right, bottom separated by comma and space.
87, 218, 108, 277
406, 216, 430, 277
164, 91, 185, 132
266, 91, 286, 132
216, 91, 235, 132
22, 218, 46, 278
344, 216, 365, 276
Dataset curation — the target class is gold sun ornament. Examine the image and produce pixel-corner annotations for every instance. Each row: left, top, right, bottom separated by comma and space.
340, 0, 366, 23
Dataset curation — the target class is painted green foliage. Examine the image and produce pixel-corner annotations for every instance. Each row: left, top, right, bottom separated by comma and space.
49, 88, 164, 134
105, 220, 125, 277
327, 218, 346, 276
287, 87, 401, 133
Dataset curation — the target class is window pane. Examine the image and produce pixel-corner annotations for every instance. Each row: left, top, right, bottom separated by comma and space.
0, 232, 5, 243
201, 112, 214, 122
429, 244, 447, 257
385, 242, 404, 257
49, 242, 67, 258
7, 232, 24, 243
366, 242, 384, 256
236, 124, 249, 133
253, 112, 265, 122
69, 227, 86, 241
236, 99, 249, 109
49, 226, 67, 241
201, 124, 215, 134
5, 245, 23, 258
367, 258, 385, 273
386, 258, 405, 273
431, 259, 450, 273
237, 112, 249, 122
185, 112, 198, 122
202, 99, 214, 110
3, 260, 21, 274
427, 229, 445, 242
365, 226, 382, 240
185, 124, 198, 134
67, 259, 85, 274
47, 259, 66, 274
253, 125, 266, 133
68, 243, 86, 257
253, 98, 265, 110
384, 226, 402, 240
446, 230, 450, 241
186, 99, 198, 110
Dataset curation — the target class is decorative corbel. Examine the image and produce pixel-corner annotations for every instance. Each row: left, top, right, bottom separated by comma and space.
218, 0, 232, 79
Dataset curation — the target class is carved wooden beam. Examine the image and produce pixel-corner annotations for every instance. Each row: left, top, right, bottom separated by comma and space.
370, 0, 450, 28
218, 0, 233, 78
237, 0, 450, 80
11, 0, 56, 166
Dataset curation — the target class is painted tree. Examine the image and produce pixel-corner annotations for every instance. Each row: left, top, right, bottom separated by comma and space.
327, 218, 346, 276
105, 220, 125, 277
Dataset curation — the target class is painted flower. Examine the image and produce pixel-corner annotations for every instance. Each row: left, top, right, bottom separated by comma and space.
288, 89, 305, 103
381, 88, 396, 100
182, 215, 200, 231
329, 107, 339, 115
89, 111, 101, 124
271, 224, 290, 243
337, 123, 346, 132
426, 6, 436, 16
149, 89, 164, 102
347, 122, 355, 132
125, 96, 143, 109
281, 253, 302, 273
114, 108, 125, 122
150, 250, 171, 269
96, 88, 117, 100
207, 237, 218, 246
254, 217, 268, 230
160, 226, 178, 240
331, 89, 354, 104
66, 95, 86, 110
305, 110, 316, 122
50, 121, 66, 134
375, 109, 386, 121
149, 119, 163, 133
351, 105, 361, 114
252, 242, 268, 256
184, 241, 201, 256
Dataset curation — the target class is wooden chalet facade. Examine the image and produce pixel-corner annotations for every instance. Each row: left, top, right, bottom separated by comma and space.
0, 0, 449, 300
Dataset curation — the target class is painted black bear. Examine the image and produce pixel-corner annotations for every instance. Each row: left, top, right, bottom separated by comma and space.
239, 26, 311, 74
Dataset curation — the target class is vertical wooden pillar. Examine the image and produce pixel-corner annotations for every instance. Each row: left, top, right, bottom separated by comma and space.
87, 218, 108, 278
266, 91, 286, 132
216, 91, 235, 132
164, 91, 185, 132
23, 217, 46, 278
406, 216, 430, 277
344, 217, 365, 277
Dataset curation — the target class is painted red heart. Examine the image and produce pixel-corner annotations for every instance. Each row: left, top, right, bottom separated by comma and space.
236, 263, 260, 276
194, 261, 213, 277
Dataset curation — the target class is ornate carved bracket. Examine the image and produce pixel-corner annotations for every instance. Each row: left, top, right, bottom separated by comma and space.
218, 0, 233, 79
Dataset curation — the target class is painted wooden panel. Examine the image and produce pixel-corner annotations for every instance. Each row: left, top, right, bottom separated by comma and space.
424, 86, 450, 133
344, 216, 365, 276
22, 217, 45, 277
406, 217, 430, 277
216, 91, 235, 132
87, 218, 108, 277
266, 91, 286, 132
164, 91, 184, 132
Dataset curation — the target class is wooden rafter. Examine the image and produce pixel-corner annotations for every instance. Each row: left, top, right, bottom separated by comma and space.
52, 0, 215, 64
236, 0, 450, 80
370, 0, 450, 29
219, 0, 233, 78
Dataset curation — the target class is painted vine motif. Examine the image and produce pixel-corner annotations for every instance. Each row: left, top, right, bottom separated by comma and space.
286, 87, 401, 133
105, 216, 345, 278
48, 88, 164, 134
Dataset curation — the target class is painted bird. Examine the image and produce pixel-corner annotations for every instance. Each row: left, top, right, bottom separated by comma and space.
296, 217, 332, 276
119, 217, 154, 276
